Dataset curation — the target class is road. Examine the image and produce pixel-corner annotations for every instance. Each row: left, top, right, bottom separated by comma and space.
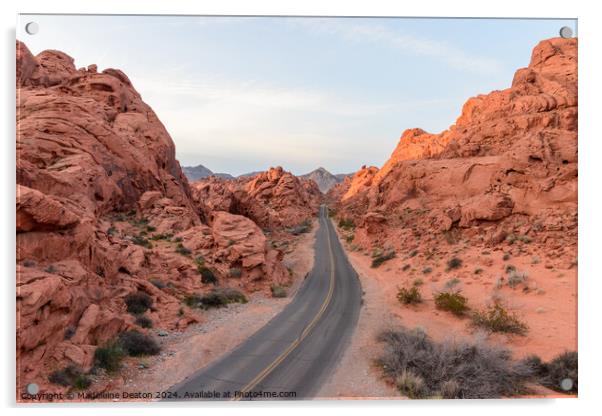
165, 205, 362, 401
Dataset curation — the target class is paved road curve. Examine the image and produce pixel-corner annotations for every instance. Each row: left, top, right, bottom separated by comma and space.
165, 205, 362, 401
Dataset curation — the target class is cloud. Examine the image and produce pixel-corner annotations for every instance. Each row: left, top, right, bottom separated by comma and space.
288, 19, 504, 75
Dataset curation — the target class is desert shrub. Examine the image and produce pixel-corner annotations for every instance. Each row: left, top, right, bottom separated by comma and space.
338, 218, 355, 230
118, 330, 160, 356
444, 277, 461, 289
505, 264, 516, 274
135, 315, 153, 329
506, 233, 532, 245
409, 249, 418, 258
124, 291, 153, 315
538, 351, 578, 393
377, 327, 536, 399
289, 219, 312, 235
198, 266, 218, 285
188, 288, 248, 309
229, 267, 243, 278
175, 243, 192, 256
45, 265, 57, 274
402, 264, 411, 272
23, 260, 36, 267
49, 365, 91, 390
434, 291, 469, 316
173, 237, 183, 243
150, 279, 166, 289
507, 270, 529, 288
503, 253, 511, 261
107, 226, 117, 236
396, 370, 426, 398
371, 250, 396, 268
132, 234, 152, 249
446, 257, 463, 271
63, 326, 76, 340
150, 233, 173, 241
397, 286, 422, 305
471, 302, 528, 335
474, 268, 483, 275
94, 342, 125, 373
346, 234, 355, 243
146, 225, 157, 232
413, 278, 424, 286
271, 285, 287, 298
422, 267, 432, 275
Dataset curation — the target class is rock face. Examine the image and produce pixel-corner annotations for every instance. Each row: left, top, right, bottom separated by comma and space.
334, 38, 577, 262
192, 166, 323, 230
182, 164, 234, 181
15, 41, 290, 393
300, 167, 349, 193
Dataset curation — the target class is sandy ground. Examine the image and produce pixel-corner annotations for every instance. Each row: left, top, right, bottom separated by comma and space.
101, 221, 318, 400
319, 226, 577, 399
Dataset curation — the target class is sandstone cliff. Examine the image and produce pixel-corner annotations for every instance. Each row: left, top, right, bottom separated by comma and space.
334, 37, 577, 265
15, 41, 292, 393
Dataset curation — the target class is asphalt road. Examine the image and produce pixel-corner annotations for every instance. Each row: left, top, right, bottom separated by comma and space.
165, 205, 362, 401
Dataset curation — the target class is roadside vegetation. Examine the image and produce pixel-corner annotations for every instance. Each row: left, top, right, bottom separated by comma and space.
377, 327, 570, 399
184, 287, 248, 309
371, 248, 396, 268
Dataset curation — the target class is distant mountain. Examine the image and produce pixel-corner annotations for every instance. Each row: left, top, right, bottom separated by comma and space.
301, 167, 351, 193
238, 171, 264, 178
182, 164, 234, 181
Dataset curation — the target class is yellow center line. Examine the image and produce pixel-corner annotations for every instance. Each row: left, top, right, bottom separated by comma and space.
232, 209, 336, 400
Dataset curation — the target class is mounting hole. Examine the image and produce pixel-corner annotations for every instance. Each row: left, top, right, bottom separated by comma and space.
25, 21, 39, 35
559, 26, 573, 39
560, 378, 574, 391
26, 383, 39, 395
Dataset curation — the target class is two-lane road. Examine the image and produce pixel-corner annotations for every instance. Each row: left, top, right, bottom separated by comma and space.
166, 205, 362, 400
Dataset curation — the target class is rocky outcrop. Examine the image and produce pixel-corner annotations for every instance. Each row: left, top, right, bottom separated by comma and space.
192, 166, 322, 230
334, 38, 577, 260
15, 41, 293, 393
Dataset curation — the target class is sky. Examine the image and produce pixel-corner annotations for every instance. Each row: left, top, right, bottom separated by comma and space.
18, 15, 576, 176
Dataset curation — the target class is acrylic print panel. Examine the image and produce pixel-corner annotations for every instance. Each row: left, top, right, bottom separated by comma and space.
16, 14, 577, 402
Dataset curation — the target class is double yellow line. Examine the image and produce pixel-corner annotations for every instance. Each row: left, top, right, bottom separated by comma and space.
232, 210, 336, 400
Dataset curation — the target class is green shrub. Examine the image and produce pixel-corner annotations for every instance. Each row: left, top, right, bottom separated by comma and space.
150, 233, 173, 241
371, 250, 396, 268
396, 370, 426, 399
187, 288, 248, 309
271, 285, 287, 298
338, 218, 355, 230
118, 330, 160, 356
132, 234, 153, 249
49, 365, 91, 390
198, 266, 218, 285
135, 315, 153, 328
471, 302, 528, 335
229, 267, 242, 278
507, 270, 528, 288
150, 279, 166, 289
446, 257, 463, 271
44, 265, 57, 274
94, 342, 125, 373
175, 243, 192, 256
377, 327, 536, 399
124, 291, 153, 315
289, 219, 312, 235
397, 286, 422, 305
413, 278, 424, 286
434, 291, 469, 316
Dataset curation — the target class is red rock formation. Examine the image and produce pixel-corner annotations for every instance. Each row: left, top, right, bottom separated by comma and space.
335, 38, 577, 260
15, 41, 291, 394
192, 166, 322, 230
